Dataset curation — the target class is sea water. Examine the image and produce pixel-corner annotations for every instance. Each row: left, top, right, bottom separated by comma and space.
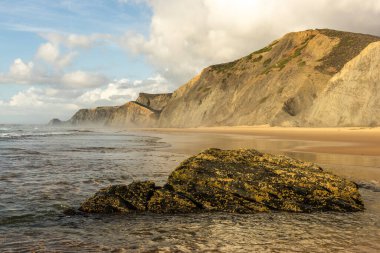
0, 125, 379, 252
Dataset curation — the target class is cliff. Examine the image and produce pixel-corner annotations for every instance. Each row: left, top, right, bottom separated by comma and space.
305, 41, 380, 126
64, 93, 172, 127
158, 29, 380, 127
57, 29, 380, 128
105, 101, 158, 127
69, 106, 118, 125
135, 93, 172, 111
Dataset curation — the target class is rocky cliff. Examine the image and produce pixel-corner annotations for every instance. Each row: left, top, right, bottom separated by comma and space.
69, 106, 118, 125
65, 93, 172, 127
105, 101, 158, 127
135, 93, 172, 111
305, 41, 380, 127
158, 29, 380, 127
58, 29, 380, 128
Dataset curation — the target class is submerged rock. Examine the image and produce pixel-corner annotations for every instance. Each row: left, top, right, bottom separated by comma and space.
80, 149, 364, 214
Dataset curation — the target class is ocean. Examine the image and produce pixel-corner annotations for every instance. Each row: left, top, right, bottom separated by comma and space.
0, 125, 379, 252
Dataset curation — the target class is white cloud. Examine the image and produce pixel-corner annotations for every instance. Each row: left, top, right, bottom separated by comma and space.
61, 71, 108, 88
9, 87, 44, 107
77, 75, 169, 106
0, 58, 108, 88
0, 74, 169, 123
36, 42, 77, 68
9, 58, 34, 80
122, 0, 380, 85
0, 87, 80, 123
36, 42, 60, 63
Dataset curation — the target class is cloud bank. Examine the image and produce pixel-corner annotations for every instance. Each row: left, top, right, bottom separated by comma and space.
3, 0, 380, 123
124, 0, 380, 85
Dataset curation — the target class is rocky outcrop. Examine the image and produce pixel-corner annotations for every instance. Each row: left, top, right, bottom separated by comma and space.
48, 118, 64, 126
135, 93, 172, 111
69, 106, 118, 126
80, 148, 364, 214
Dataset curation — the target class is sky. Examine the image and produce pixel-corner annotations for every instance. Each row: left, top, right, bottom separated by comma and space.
1, 0, 380, 124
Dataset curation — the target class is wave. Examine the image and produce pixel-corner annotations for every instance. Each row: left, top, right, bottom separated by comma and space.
0, 131, 77, 140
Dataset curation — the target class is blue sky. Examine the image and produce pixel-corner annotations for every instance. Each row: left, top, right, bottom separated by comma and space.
1, 0, 380, 124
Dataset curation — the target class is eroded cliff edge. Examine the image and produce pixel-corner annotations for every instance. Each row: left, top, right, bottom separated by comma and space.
52, 29, 380, 128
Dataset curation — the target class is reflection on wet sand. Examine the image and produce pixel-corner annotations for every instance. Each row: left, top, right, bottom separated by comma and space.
139, 130, 380, 186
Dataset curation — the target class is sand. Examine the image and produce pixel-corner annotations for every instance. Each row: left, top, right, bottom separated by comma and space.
140, 126, 380, 156
131, 126, 380, 185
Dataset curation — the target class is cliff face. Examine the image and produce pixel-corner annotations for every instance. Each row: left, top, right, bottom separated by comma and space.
58, 29, 380, 128
158, 29, 380, 127
106, 101, 158, 127
135, 93, 173, 111
69, 106, 118, 125
65, 93, 172, 127
305, 41, 380, 127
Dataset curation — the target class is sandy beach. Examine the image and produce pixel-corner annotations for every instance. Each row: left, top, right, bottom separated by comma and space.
134, 126, 380, 185
141, 126, 380, 156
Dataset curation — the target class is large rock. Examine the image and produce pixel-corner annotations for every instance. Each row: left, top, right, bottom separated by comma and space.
168, 148, 363, 212
79, 149, 364, 214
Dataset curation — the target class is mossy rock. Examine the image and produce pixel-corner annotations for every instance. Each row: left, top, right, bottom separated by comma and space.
147, 187, 198, 213
79, 181, 156, 213
79, 149, 364, 214
167, 148, 364, 213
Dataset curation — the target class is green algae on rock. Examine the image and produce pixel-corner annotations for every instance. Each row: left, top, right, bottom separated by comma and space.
168, 148, 364, 213
79, 181, 156, 213
147, 187, 198, 213
79, 148, 364, 214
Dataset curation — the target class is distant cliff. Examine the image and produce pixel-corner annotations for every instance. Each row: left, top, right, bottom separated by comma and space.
69, 106, 118, 126
59, 93, 172, 127
53, 29, 380, 128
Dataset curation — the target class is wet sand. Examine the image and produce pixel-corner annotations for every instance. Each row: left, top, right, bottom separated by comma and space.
141, 126, 380, 156
134, 126, 380, 185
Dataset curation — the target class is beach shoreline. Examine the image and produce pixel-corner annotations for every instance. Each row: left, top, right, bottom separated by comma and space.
136, 126, 380, 156
122, 126, 380, 186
